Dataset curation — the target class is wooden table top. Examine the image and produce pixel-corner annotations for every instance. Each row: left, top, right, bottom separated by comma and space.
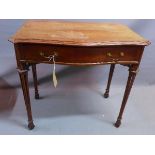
10, 20, 150, 46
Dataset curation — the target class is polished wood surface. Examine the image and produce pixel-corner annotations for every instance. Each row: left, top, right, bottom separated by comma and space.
11, 20, 150, 130
10, 20, 150, 46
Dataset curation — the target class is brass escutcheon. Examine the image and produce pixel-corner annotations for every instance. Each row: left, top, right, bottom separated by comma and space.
120, 52, 125, 56
107, 52, 112, 57
40, 52, 45, 56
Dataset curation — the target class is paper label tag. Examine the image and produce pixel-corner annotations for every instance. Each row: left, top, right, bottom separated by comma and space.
53, 67, 57, 88
52, 56, 58, 88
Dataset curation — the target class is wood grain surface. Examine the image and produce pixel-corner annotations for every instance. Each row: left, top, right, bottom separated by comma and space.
9, 20, 150, 46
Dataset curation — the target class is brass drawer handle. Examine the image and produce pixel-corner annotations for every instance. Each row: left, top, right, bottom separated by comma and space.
40, 51, 58, 62
107, 52, 119, 62
110, 58, 119, 62
107, 52, 125, 57
40, 51, 58, 58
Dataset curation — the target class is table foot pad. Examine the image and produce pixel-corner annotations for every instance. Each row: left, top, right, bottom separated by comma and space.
35, 93, 40, 99
103, 91, 109, 98
28, 121, 35, 130
114, 119, 121, 128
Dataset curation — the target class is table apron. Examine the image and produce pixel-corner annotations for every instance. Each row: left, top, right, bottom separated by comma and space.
16, 44, 144, 65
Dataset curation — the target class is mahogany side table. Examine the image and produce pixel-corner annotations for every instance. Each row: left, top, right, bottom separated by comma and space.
9, 20, 150, 130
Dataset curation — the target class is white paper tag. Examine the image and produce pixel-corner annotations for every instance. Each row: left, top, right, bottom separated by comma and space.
52, 56, 58, 88
53, 65, 57, 88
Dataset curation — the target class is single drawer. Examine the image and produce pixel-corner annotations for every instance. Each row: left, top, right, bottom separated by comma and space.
17, 43, 143, 65
104, 48, 142, 63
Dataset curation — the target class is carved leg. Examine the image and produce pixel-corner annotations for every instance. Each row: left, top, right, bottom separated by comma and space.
18, 63, 35, 130
104, 64, 115, 98
114, 65, 138, 128
32, 64, 39, 99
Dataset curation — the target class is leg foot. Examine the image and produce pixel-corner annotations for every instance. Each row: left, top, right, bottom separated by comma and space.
35, 93, 40, 99
103, 91, 109, 98
114, 118, 121, 128
28, 121, 35, 130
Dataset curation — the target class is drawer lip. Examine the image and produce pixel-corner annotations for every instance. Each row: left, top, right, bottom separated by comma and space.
20, 59, 139, 65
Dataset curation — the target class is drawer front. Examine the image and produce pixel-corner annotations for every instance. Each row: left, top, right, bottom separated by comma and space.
18, 44, 143, 65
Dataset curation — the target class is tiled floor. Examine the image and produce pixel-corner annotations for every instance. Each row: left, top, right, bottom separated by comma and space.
0, 57, 155, 134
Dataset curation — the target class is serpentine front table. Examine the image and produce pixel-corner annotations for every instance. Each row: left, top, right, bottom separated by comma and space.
9, 20, 150, 130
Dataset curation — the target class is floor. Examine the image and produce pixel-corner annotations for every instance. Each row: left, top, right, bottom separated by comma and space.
0, 56, 155, 135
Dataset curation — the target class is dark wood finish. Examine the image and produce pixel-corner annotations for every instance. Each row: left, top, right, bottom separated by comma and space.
104, 64, 115, 98
114, 64, 139, 128
15, 44, 34, 130
17, 62, 35, 130
17, 43, 143, 65
10, 21, 150, 130
31, 64, 39, 99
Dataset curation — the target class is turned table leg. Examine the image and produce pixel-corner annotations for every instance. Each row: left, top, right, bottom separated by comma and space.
104, 64, 115, 98
32, 64, 39, 99
114, 64, 138, 128
17, 63, 35, 130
